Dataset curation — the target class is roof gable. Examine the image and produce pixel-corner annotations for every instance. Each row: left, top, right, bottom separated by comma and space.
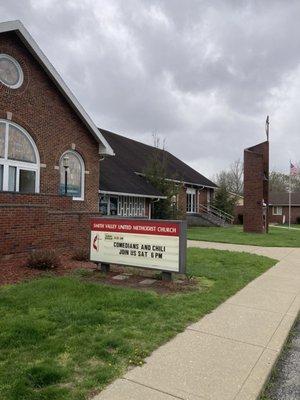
0, 20, 114, 156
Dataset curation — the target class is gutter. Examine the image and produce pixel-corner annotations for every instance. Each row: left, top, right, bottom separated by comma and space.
99, 190, 167, 199
134, 172, 217, 189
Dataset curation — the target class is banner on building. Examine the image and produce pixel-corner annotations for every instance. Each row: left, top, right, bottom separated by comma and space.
90, 218, 186, 273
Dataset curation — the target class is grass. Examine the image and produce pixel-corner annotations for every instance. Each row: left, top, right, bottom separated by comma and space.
0, 248, 276, 400
188, 225, 300, 247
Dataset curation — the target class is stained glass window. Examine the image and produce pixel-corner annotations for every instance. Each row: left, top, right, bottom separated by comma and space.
0, 54, 23, 89
8, 125, 36, 163
19, 170, 36, 193
60, 151, 84, 199
0, 120, 39, 193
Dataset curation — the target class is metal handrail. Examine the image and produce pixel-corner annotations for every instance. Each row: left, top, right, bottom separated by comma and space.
208, 204, 234, 220
198, 203, 234, 225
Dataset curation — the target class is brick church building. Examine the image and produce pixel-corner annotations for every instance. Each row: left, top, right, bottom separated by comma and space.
0, 20, 113, 259
98, 129, 217, 221
0, 20, 218, 261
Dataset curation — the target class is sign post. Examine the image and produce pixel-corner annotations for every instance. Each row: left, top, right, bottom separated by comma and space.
90, 218, 187, 278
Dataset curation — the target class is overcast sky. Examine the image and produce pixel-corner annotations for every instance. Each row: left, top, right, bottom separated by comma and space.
1, 0, 300, 179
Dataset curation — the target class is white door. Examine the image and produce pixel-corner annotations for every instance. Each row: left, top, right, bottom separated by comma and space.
186, 188, 197, 213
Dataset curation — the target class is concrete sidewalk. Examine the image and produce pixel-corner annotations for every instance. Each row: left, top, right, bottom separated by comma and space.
94, 242, 300, 400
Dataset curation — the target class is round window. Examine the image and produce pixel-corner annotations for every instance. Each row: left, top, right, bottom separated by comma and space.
0, 54, 24, 89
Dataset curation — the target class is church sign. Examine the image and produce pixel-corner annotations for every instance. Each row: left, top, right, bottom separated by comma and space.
90, 218, 186, 273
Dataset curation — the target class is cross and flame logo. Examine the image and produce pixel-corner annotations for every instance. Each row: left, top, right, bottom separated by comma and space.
93, 234, 100, 252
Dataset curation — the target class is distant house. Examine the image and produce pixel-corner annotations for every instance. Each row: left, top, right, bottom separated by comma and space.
234, 192, 300, 225
269, 192, 300, 224
99, 129, 218, 221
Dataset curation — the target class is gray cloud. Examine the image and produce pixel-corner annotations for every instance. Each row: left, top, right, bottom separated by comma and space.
1, 0, 300, 178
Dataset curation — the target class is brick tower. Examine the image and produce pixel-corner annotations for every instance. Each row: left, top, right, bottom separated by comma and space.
243, 141, 269, 233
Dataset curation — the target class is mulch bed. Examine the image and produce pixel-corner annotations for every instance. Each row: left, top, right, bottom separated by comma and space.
0, 256, 96, 286
0, 258, 197, 294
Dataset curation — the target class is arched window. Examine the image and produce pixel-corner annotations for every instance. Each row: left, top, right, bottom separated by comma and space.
59, 151, 84, 200
0, 120, 39, 193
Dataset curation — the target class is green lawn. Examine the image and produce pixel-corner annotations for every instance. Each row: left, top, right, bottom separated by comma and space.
188, 225, 300, 247
0, 249, 276, 400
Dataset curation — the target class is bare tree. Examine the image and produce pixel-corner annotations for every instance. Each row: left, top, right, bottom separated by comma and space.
269, 170, 300, 192
214, 159, 243, 196
269, 171, 288, 192
228, 159, 243, 195
212, 159, 243, 214
144, 133, 182, 219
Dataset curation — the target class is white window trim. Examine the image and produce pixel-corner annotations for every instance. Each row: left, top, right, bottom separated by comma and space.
60, 150, 85, 201
99, 190, 166, 199
0, 119, 40, 193
273, 206, 283, 216
0, 54, 24, 89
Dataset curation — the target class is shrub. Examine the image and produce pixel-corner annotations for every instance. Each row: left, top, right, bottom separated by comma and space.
72, 248, 89, 261
27, 250, 60, 270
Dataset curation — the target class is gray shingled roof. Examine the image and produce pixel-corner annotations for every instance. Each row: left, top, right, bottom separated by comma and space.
99, 129, 217, 197
269, 192, 300, 205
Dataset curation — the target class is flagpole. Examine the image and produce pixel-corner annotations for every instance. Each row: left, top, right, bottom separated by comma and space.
289, 161, 291, 229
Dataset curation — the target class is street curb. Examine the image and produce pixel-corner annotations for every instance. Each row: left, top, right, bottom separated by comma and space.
255, 312, 299, 400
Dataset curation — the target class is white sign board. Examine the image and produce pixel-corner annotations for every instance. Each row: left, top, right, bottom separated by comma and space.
90, 218, 186, 273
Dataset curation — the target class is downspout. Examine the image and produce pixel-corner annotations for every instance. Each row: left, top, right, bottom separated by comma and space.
99, 156, 106, 213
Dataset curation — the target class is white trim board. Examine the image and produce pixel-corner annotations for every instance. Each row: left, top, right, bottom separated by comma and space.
269, 203, 300, 206
134, 172, 217, 189
0, 20, 114, 156
99, 190, 166, 199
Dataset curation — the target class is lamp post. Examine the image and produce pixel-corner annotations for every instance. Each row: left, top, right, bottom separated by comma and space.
63, 156, 69, 195
171, 194, 177, 219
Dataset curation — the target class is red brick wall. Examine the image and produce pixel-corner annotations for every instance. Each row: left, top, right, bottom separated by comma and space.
0, 201, 98, 260
0, 31, 100, 211
0, 192, 72, 209
198, 188, 213, 209
269, 205, 300, 224
269, 211, 284, 224
243, 141, 269, 233
198, 189, 207, 208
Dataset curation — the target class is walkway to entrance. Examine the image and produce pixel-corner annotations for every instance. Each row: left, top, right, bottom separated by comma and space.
93, 241, 300, 400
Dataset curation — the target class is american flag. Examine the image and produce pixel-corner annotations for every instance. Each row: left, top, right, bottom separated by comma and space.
290, 162, 298, 176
